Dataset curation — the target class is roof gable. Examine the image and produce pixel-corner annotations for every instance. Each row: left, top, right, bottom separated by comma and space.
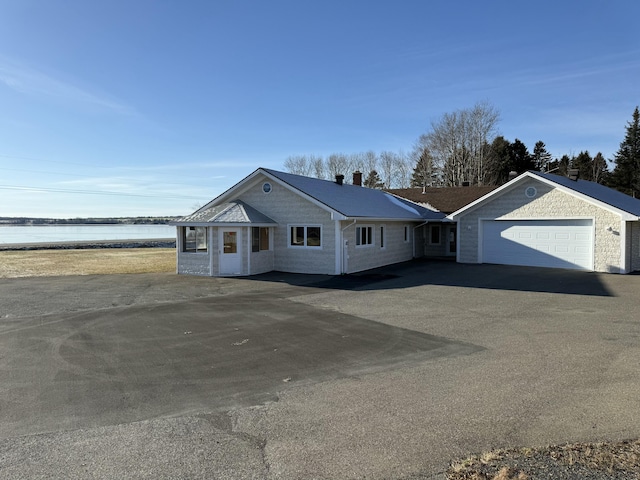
449, 171, 640, 220
195, 168, 445, 221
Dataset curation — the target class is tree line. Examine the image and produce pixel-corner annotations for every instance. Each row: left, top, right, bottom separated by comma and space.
284, 102, 640, 197
0, 216, 176, 225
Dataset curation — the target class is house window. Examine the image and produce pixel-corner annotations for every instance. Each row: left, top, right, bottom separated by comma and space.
289, 225, 322, 248
252, 227, 270, 252
356, 225, 373, 247
183, 226, 207, 252
429, 224, 441, 245
404, 225, 410, 243
380, 225, 385, 249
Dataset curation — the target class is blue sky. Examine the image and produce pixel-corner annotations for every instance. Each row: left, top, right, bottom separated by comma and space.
1, 1, 638, 218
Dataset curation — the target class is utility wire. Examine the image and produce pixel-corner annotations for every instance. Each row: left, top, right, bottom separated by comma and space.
0, 184, 205, 200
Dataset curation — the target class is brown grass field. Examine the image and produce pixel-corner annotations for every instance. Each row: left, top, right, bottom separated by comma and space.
0, 248, 176, 278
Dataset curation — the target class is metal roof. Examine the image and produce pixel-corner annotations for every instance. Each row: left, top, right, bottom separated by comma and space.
529, 171, 640, 217
175, 200, 277, 224
262, 168, 445, 220
449, 170, 640, 220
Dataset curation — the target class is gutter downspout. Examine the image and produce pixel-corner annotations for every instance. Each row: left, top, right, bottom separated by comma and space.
340, 219, 357, 274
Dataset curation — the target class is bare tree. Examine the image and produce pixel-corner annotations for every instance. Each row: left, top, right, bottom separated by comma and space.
326, 153, 352, 179
363, 150, 378, 176
378, 151, 396, 189
393, 151, 412, 188
422, 101, 500, 186
284, 155, 313, 176
310, 155, 326, 179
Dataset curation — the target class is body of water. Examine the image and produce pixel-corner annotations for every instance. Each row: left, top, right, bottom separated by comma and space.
0, 224, 176, 245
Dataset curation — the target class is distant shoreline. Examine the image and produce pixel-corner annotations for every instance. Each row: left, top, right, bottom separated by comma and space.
0, 238, 176, 251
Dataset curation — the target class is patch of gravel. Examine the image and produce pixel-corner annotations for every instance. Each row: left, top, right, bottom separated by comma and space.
446, 439, 640, 479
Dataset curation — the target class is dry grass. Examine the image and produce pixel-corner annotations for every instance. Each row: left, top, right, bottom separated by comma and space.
0, 248, 176, 278
447, 439, 640, 479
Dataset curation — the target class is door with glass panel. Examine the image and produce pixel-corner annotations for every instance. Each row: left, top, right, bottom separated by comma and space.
219, 228, 242, 275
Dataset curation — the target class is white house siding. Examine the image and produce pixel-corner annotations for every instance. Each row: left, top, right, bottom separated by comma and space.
249, 227, 275, 275
343, 222, 414, 273
238, 175, 336, 274
457, 179, 624, 273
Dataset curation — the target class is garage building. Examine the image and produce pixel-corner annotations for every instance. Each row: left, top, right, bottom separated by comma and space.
449, 171, 640, 274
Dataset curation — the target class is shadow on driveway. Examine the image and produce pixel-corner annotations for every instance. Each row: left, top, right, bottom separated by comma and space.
250, 259, 615, 297
0, 291, 482, 439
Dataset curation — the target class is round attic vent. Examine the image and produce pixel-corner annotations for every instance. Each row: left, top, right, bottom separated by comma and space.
525, 186, 537, 198
262, 182, 272, 194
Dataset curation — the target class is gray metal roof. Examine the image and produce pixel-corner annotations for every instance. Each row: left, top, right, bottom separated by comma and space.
176, 200, 277, 224
262, 168, 445, 220
530, 171, 640, 217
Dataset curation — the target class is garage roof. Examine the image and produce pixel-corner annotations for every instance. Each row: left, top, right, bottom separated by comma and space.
449, 171, 640, 221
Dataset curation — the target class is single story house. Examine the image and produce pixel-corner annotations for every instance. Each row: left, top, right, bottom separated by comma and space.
448, 170, 640, 273
388, 185, 499, 258
173, 168, 445, 276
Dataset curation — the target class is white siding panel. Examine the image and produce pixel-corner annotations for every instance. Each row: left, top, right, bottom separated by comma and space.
482, 219, 593, 270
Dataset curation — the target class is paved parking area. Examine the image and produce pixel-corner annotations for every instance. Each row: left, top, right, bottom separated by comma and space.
1, 261, 639, 479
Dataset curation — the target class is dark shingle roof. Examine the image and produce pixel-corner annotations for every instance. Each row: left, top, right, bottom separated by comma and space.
262, 169, 445, 220
387, 186, 499, 214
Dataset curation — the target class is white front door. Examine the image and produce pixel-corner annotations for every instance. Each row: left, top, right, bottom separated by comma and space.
219, 228, 242, 275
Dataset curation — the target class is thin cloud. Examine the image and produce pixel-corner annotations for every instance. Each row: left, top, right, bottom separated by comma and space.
0, 56, 135, 115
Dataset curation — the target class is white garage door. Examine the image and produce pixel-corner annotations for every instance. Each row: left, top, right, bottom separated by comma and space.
481, 219, 593, 270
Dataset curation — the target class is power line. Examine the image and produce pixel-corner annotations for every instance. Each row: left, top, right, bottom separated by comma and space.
0, 184, 205, 200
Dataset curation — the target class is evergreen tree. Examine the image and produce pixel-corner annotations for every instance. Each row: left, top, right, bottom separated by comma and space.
572, 151, 593, 180
410, 148, 434, 187
532, 141, 552, 171
610, 107, 640, 196
509, 139, 534, 173
363, 170, 384, 189
485, 136, 512, 185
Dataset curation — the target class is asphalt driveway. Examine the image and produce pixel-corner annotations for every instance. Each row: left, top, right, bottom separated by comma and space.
1, 261, 639, 479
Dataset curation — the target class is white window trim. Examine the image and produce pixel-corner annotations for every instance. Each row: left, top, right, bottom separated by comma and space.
287, 224, 323, 249
379, 224, 386, 250
428, 224, 441, 245
182, 226, 208, 254
356, 224, 375, 248
404, 225, 411, 243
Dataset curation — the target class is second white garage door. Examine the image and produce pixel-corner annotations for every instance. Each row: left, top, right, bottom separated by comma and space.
481, 219, 593, 270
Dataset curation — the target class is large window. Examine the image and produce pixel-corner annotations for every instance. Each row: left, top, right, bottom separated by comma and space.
289, 225, 322, 248
356, 225, 373, 247
183, 226, 207, 252
252, 227, 270, 252
429, 224, 441, 245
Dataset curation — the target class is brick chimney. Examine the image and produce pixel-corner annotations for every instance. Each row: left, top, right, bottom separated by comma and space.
353, 171, 362, 186
335, 174, 344, 185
